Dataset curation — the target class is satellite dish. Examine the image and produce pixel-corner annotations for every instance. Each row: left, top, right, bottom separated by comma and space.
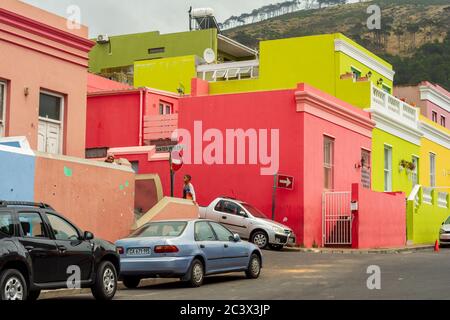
203, 48, 216, 64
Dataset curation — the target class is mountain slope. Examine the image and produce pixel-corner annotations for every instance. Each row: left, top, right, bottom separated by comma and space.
223, 0, 450, 89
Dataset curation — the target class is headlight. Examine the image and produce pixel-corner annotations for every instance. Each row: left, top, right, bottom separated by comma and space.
271, 226, 284, 234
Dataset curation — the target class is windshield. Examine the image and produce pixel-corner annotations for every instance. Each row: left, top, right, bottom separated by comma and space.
129, 221, 187, 238
241, 203, 268, 219
445, 216, 450, 225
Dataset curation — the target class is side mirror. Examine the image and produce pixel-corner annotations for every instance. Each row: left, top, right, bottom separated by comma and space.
239, 211, 247, 218
233, 233, 241, 242
442, 222, 445, 226
84, 231, 94, 240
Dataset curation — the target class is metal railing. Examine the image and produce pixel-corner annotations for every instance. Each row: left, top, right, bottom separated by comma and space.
322, 191, 352, 246
197, 60, 259, 82
371, 84, 419, 128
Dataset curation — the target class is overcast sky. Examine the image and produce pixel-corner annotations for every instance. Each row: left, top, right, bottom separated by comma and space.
21, 0, 284, 37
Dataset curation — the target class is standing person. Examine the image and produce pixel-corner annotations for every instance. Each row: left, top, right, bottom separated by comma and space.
183, 174, 197, 205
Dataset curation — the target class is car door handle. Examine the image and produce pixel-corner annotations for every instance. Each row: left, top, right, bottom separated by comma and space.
24, 246, 34, 251
224, 244, 229, 248
57, 245, 67, 253
222, 216, 227, 220
200, 244, 205, 249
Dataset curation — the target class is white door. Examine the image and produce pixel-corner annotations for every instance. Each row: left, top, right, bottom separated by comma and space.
38, 120, 61, 154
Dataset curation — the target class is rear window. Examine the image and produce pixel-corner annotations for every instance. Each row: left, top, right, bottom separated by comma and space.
129, 221, 187, 238
0, 211, 14, 237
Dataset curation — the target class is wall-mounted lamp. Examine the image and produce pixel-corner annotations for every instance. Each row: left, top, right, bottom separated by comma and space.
366, 71, 372, 79
377, 78, 384, 86
24, 87, 29, 97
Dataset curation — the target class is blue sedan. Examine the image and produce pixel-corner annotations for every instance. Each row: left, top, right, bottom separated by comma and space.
115, 219, 262, 288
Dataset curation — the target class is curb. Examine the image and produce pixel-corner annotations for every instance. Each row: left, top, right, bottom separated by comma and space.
283, 245, 434, 254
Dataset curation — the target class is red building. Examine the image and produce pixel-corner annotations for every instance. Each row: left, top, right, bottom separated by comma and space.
174, 80, 405, 248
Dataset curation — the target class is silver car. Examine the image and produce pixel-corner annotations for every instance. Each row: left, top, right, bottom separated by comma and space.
199, 197, 296, 250
439, 216, 450, 246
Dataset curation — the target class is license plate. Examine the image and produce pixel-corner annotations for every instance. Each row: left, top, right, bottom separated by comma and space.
127, 247, 151, 256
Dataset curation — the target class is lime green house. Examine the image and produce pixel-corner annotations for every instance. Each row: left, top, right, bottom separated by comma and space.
89, 28, 257, 89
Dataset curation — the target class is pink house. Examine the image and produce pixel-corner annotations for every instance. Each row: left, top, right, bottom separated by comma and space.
0, 0, 94, 157
173, 80, 406, 248
395, 81, 450, 129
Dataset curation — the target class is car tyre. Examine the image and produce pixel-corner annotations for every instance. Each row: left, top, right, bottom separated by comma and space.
251, 231, 269, 249
187, 259, 204, 288
245, 253, 261, 279
0, 269, 27, 301
91, 261, 117, 300
122, 276, 141, 289
27, 289, 41, 301
269, 244, 284, 251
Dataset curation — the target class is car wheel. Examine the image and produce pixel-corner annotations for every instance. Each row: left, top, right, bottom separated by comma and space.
91, 261, 117, 300
187, 259, 204, 288
269, 244, 284, 251
251, 231, 269, 249
122, 276, 141, 289
27, 289, 41, 301
0, 269, 27, 301
245, 254, 261, 279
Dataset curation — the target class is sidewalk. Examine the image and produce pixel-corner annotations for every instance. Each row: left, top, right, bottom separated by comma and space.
286, 244, 434, 254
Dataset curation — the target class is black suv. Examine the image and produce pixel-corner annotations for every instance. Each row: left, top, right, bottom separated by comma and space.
0, 201, 120, 301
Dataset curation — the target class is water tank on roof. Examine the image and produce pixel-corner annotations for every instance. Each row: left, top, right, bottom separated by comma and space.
191, 8, 214, 18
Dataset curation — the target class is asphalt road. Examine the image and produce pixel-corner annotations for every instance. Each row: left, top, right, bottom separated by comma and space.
44, 248, 450, 300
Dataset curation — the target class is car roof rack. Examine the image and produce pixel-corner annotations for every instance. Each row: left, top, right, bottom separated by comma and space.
0, 201, 53, 209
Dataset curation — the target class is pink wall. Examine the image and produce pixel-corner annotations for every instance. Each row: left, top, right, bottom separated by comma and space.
0, 2, 93, 157
34, 155, 135, 242
177, 83, 374, 246
86, 88, 180, 149
395, 83, 450, 129
351, 183, 406, 249
86, 92, 141, 148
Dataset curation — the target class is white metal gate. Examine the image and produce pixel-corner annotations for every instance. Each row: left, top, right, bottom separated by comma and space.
322, 191, 352, 246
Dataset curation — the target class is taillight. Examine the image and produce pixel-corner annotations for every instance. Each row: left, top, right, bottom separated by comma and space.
116, 246, 124, 254
154, 245, 179, 253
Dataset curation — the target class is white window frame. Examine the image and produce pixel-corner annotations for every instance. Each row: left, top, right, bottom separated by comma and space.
429, 152, 436, 188
350, 66, 362, 82
412, 155, 419, 186
381, 83, 392, 94
159, 101, 173, 115
0, 81, 6, 138
39, 90, 64, 154
384, 145, 393, 192
432, 111, 438, 123
323, 136, 335, 191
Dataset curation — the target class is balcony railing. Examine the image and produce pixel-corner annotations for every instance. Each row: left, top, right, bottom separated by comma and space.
143, 114, 178, 143
438, 192, 449, 208
197, 60, 259, 82
370, 84, 419, 128
423, 187, 433, 205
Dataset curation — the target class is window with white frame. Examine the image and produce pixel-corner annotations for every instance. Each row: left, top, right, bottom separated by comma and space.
0, 82, 6, 137
384, 145, 392, 192
412, 156, 419, 186
432, 111, 438, 123
159, 102, 173, 115
38, 91, 64, 154
323, 136, 334, 190
430, 152, 436, 187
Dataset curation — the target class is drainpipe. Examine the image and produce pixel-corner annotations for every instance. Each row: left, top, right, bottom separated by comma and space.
139, 88, 144, 146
